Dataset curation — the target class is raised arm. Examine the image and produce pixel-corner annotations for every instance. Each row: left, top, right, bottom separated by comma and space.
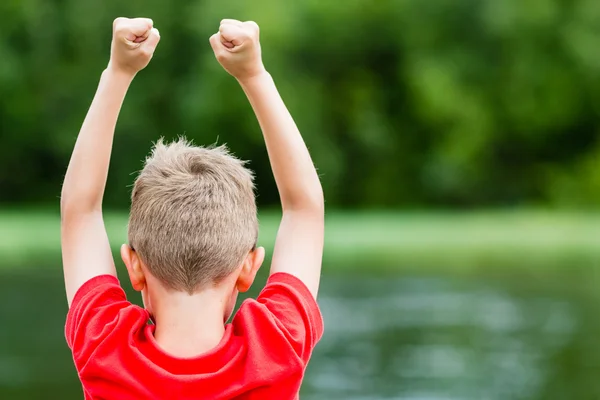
61, 18, 160, 305
210, 20, 324, 298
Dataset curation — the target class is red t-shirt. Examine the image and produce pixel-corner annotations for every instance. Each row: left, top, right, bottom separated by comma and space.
65, 272, 324, 400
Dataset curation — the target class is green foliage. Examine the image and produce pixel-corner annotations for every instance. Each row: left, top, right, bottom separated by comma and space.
0, 0, 599, 208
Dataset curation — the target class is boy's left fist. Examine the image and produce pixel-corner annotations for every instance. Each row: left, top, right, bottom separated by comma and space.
110, 17, 160, 75
210, 19, 265, 82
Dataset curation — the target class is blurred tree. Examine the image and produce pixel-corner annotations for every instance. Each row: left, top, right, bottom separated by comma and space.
0, 0, 598, 209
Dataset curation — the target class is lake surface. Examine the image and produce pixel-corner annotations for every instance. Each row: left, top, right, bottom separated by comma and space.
1, 265, 600, 399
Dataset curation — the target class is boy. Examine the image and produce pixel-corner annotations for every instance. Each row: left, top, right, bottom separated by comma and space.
61, 17, 324, 400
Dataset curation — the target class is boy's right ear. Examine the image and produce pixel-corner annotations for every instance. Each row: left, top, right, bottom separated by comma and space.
236, 246, 265, 293
121, 244, 146, 292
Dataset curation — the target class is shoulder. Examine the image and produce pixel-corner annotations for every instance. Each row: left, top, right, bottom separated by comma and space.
66, 275, 137, 329
66, 275, 147, 366
233, 273, 324, 362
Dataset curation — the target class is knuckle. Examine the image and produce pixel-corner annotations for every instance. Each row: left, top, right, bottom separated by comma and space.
245, 21, 260, 32
216, 52, 228, 62
140, 17, 153, 28
114, 27, 129, 36
113, 17, 126, 30
140, 47, 153, 57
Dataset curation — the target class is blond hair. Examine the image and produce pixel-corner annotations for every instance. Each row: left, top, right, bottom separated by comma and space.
128, 138, 257, 293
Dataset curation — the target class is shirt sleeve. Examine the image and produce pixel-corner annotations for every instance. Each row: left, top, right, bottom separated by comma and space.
65, 275, 131, 369
253, 272, 324, 363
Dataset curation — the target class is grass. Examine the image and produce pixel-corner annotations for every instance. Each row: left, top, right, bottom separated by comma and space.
1, 209, 600, 272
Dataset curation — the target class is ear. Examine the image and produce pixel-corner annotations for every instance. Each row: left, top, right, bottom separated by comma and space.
237, 247, 265, 293
121, 244, 146, 292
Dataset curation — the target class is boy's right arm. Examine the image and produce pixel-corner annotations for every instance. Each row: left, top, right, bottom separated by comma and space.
61, 18, 160, 306
210, 20, 324, 298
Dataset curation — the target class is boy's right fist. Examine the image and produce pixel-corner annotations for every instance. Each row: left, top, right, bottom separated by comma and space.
109, 17, 160, 75
210, 19, 265, 82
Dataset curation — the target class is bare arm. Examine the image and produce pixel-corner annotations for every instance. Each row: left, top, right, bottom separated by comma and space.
239, 73, 324, 297
61, 18, 160, 306
210, 21, 324, 298
61, 68, 131, 305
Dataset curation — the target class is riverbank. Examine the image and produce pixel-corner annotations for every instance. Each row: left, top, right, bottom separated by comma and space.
1, 209, 599, 272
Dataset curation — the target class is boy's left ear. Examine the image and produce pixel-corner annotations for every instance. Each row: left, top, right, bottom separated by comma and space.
121, 244, 146, 292
237, 247, 265, 293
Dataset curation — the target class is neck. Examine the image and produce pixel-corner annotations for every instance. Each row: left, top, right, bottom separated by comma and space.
149, 283, 231, 358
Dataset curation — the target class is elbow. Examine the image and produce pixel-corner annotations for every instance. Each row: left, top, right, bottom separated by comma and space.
60, 192, 78, 221
307, 185, 325, 214
60, 184, 77, 215
60, 187, 71, 217
282, 183, 324, 215
60, 187, 101, 219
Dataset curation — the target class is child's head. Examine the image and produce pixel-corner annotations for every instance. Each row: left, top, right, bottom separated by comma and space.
121, 138, 264, 316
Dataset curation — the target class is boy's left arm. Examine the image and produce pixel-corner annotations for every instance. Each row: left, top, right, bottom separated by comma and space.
61, 18, 160, 306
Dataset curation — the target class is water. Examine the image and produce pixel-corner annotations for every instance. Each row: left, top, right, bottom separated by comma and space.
1, 266, 600, 399
303, 273, 600, 399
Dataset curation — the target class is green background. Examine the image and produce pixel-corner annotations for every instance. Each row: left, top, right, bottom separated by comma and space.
2, 0, 600, 209
1, 0, 600, 399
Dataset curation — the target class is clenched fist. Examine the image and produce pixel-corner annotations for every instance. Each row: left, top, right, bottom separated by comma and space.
210, 19, 265, 82
110, 17, 160, 75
